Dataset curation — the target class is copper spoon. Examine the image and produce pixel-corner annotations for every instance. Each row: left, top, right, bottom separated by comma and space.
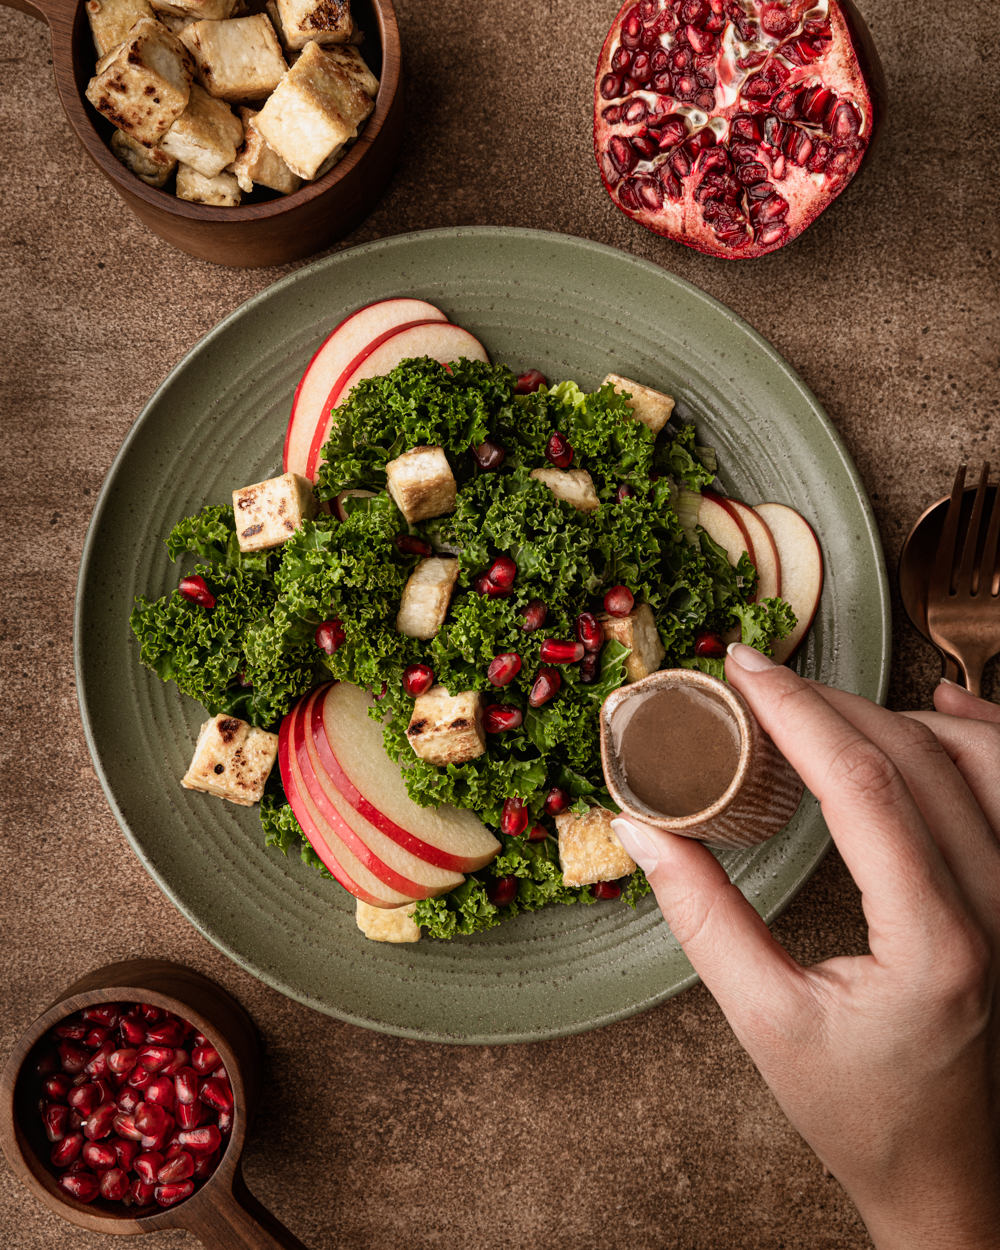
898, 491, 967, 683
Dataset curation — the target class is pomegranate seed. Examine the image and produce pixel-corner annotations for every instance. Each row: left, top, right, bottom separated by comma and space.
83, 1102, 117, 1140
528, 667, 561, 708
42, 1103, 70, 1141
520, 599, 548, 632
472, 438, 506, 471
487, 876, 518, 907
65, 1156, 92, 1174
487, 652, 522, 686
108, 1048, 137, 1075
117, 1087, 141, 1115
192, 1033, 209, 1048
129, 1178, 156, 1207
112, 1112, 143, 1142
155, 1180, 195, 1207
217, 1108, 234, 1135
135, 1102, 169, 1137
482, 704, 523, 734
616, 483, 636, 503
54, 1019, 88, 1041
145, 1019, 184, 1047
487, 555, 516, 589
174, 1067, 199, 1105
176, 1100, 204, 1130
190, 1046, 221, 1076
575, 612, 603, 652
402, 663, 435, 697
164, 1134, 185, 1160
100, 1167, 130, 1201
145, 1076, 176, 1110
580, 651, 602, 683
514, 369, 547, 394
527, 824, 548, 842
472, 571, 511, 597
199, 1078, 233, 1114
84, 1041, 116, 1078
160, 1048, 190, 1076
113, 1138, 138, 1171
545, 432, 574, 468
92, 1078, 115, 1105
157, 1151, 195, 1184
694, 628, 726, 658
603, 586, 634, 616
192, 1148, 221, 1179
592, 881, 622, 900
139, 1044, 176, 1072
68, 1110, 85, 1129
43, 1074, 72, 1102
135, 1152, 165, 1185
544, 787, 570, 815
178, 1125, 222, 1155
58, 1172, 100, 1203
394, 533, 433, 558
51, 1132, 84, 1168
67, 1083, 100, 1117
81, 1141, 117, 1171
84, 1027, 111, 1049
138, 1005, 165, 1024
315, 619, 345, 655
57, 1042, 90, 1074
500, 796, 529, 837
119, 1016, 146, 1046
127, 1063, 153, 1090
539, 639, 585, 664
178, 574, 215, 610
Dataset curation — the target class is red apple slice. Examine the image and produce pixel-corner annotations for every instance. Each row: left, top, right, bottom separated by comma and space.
698, 491, 756, 570
725, 498, 781, 601
284, 299, 449, 480
333, 489, 376, 522
296, 687, 465, 898
278, 696, 418, 908
753, 503, 824, 663
315, 682, 501, 872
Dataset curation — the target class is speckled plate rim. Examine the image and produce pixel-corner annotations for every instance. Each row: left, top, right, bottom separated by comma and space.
74, 226, 891, 1043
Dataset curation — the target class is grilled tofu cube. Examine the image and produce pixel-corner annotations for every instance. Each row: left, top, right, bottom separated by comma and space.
603, 374, 675, 435
598, 602, 665, 683
110, 127, 178, 186
85, 17, 194, 146
227, 106, 301, 192
232, 471, 316, 551
385, 446, 457, 524
179, 15, 287, 102
151, 0, 237, 19
175, 162, 242, 203
321, 43, 378, 97
159, 83, 243, 176
396, 557, 460, 640
556, 808, 636, 888
254, 39, 374, 180
356, 900, 421, 942
406, 687, 485, 767
181, 714, 278, 806
85, 0, 155, 57
273, 0, 351, 50
529, 467, 600, 513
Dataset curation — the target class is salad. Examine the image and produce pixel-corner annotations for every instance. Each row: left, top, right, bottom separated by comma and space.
131, 354, 795, 939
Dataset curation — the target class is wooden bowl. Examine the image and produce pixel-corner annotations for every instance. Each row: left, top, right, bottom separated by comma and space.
1, 959, 309, 1247
4, 0, 403, 267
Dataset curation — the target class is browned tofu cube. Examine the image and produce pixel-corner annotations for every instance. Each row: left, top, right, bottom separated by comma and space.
555, 808, 636, 888
396, 557, 460, 640
159, 82, 243, 176
227, 106, 301, 193
273, 0, 351, 50
603, 374, 675, 435
151, 0, 238, 19
356, 900, 421, 942
385, 446, 457, 524
110, 127, 178, 186
175, 163, 242, 203
181, 714, 278, 805
85, 17, 194, 146
406, 687, 485, 767
179, 15, 287, 102
529, 467, 600, 512
86, 0, 155, 57
598, 602, 666, 683
321, 43, 378, 97
232, 471, 317, 550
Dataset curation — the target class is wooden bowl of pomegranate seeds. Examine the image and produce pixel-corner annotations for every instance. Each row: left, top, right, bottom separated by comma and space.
0, 958, 308, 1247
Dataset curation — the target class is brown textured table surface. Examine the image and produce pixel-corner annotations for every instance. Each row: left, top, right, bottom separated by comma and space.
2, 1, 998, 1246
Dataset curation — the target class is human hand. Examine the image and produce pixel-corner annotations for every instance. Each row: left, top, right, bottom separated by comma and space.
611, 647, 1000, 1250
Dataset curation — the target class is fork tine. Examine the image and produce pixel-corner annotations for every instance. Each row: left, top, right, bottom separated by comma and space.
929, 465, 966, 600
957, 462, 989, 594
978, 463, 999, 598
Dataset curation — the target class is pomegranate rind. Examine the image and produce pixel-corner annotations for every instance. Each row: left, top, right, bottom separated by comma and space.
593, 0, 887, 259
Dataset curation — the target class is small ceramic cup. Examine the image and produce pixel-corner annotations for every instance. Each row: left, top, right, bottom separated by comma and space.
599, 669, 804, 850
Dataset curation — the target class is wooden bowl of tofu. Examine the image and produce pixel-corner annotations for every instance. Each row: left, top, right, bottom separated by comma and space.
5, 0, 402, 267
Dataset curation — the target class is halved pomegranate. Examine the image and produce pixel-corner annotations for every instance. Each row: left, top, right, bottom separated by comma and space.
594, 0, 885, 258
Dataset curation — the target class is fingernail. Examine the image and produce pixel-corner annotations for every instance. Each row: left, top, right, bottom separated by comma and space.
611, 818, 659, 875
727, 642, 774, 672
937, 678, 962, 688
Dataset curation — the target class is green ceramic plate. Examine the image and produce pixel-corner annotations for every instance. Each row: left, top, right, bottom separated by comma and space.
75, 227, 890, 1043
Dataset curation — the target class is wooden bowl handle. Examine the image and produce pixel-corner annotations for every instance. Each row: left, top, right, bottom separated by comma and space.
0, 0, 74, 28
179, 1164, 311, 1250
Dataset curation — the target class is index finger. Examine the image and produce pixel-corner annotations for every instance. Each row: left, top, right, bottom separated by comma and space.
725, 645, 963, 949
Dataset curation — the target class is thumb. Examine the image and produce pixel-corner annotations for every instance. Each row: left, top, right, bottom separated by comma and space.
933, 678, 1000, 724
611, 816, 803, 1020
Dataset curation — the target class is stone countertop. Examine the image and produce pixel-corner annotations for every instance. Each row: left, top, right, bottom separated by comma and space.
1, 1, 997, 1247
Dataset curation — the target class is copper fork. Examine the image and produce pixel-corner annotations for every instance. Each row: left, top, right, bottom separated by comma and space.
926, 464, 1000, 697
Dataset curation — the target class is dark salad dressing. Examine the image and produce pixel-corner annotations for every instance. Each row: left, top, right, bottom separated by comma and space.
616, 686, 741, 818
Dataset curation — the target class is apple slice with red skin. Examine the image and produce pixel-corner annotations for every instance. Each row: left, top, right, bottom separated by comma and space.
333, 489, 376, 523
278, 697, 418, 907
725, 498, 781, 601
295, 687, 465, 898
315, 682, 500, 873
307, 321, 491, 480
284, 299, 448, 481
753, 503, 824, 664
698, 491, 756, 570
